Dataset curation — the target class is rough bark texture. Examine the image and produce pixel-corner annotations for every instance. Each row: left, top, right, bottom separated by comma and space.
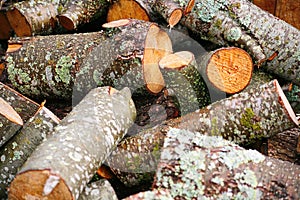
106, 79, 299, 186
58, 0, 109, 30
8, 86, 136, 200
0, 106, 60, 199
6, 0, 62, 36
0, 82, 40, 147
162, 0, 300, 85
78, 179, 118, 200
152, 128, 300, 199
4, 31, 106, 100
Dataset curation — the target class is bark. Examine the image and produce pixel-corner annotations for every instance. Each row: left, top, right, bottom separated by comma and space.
106, 79, 299, 186
152, 128, 300, 199
58, 0, 109, 30
198, 47, 253, 94
8, 86, 136, 200
158, 0, 300, 85
78, 179, 118, 200
4, 31, 106, 100
6, 0, 63, 37
0, 82, 40, 147
0, 105, 60, 199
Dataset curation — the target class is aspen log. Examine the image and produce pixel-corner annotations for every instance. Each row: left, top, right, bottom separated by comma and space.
6, 0, 62, 37
0, 105, 60, 198
8, 86, 136, 200
58, 0, 110, 30
106, 79, 299, 186
0, 82, 40, 147
157, 0, 300, 85
152, 128, 300, 199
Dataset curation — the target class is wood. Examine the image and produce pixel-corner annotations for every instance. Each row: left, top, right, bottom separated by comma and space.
6, 0, 59, 36
58, 0, 109, 30
0, 97, 23, 126
159, 51, 211, 115
252, 0, 276, 15
0, 105, 60, 198
107, 0, 150, 22
0, 10, 12, 39
8, 86, 136, 200
106, 79, 299, 186
153, 128, 300, 199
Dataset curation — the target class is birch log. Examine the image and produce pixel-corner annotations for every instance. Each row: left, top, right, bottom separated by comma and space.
156, 0, 300, 85
8, 86, 136, 200
152, 128, 300, 199
106, 79, 299, 186
0, 105, 60, 199
0, 82, 40, 147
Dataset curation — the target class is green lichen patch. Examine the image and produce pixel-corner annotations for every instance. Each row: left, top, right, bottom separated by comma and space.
240, 108, 261, 131
55, 55, 74, 84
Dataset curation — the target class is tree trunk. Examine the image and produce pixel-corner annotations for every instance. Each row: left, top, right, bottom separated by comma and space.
152, 128, 300, 199
157, 0, 300, 85
8, 86, 136, 200
106, 79, 299, 186
58, 0, 109, 30
0, 105, 60, 198
0, 82, 40, 147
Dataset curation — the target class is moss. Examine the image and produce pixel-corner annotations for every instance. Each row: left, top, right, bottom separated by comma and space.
240, 108, 261, 131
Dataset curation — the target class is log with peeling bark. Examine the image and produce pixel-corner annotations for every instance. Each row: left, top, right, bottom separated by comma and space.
198, 47, 253, 94
6, 0, 63, 37
8, 86, 136, 200
155, 0, 300, 85
58, 0, 110, 30
152, 128, 300, 199
0, 82, 40, 147
106, 79, 299, 186
0, 105, 60, 198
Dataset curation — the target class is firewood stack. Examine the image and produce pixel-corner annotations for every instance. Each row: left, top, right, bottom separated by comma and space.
0, 0, 299, 199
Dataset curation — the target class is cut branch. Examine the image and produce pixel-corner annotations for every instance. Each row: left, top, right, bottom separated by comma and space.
8, 86, 136, 200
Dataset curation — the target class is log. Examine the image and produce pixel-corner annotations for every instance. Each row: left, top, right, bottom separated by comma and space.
106, 79, 299, 186
158, 0, 300, 85
8, 86, 136, 200
159, 51, 211, 115
0, 82, 40, 147
0, 105, 60, 198
0, 9, 12, 39
58, 0, 110, 30
6, 0, 62, 36
153, 128, 300, 199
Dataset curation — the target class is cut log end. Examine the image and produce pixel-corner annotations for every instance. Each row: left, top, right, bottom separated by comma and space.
58, 15, 75, 31
8, 170, 73, 200
6, 8, 31, 37
107, 0, 150, 22
168, 8, 183, 28
102, 19, 131, 28
0, 97, 23, 125
206, 47, 253, 94
159, 51, 194, 70
274, 79, 299, 126
7, 43, 23, 53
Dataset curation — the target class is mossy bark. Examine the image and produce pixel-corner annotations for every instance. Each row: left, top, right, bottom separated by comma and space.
8, 86, 136, 200
0, 82, 40, 147
106, 79, 298, 186
58, 0, 109, 30
153, 128, 300, 199
0, 106, 60, 198
161, 0, 300, 85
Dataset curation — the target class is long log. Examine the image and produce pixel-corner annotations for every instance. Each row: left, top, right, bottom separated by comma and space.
0, 82, 40, 147
152, 128, 300, 199
155, 0, 300, 85
8, 86, 136, 200
106, 79, 299, 186
0, 105, 60, 198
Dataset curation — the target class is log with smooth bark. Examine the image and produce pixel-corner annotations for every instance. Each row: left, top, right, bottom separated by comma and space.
0, 105, 60, 198
152, 128, 300, 199
58, 0, 110, 30
106, 79, 299, 186
159, 0, 300, 85
6, 0, 63, 36
0, 82, 40, 147
8, 86, 136, 200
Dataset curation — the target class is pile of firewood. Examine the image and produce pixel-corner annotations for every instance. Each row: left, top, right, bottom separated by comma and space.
0, 0, 300, 199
